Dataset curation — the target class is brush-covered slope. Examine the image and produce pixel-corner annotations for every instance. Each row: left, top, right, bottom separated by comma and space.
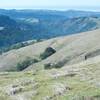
0, 29, 100, 71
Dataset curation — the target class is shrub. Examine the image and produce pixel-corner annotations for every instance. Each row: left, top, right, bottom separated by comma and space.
40, 47, 56, 60
16, 57, 39, 71
44, 63, 52, 69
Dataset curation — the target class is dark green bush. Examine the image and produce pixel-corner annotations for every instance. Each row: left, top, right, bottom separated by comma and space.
44, 63, 52, 69
40, 47, 56, 60
16, 57, 39, 71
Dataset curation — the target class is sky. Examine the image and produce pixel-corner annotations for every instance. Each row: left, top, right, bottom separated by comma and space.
0, 0, 100, 11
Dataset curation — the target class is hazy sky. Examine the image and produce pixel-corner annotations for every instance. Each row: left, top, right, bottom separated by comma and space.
0, 0, 100, 11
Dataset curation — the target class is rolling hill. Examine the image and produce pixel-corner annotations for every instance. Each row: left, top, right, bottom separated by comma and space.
0, 13, 100, 48
0, 29, 100, 72
0, 29, 100, 100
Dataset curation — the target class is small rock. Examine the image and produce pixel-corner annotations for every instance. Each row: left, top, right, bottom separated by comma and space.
53, 83, 70, 96
43, 96, 50, 100
6, 86, 24, 95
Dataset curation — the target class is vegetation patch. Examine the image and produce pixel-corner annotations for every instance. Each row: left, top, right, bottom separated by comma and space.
40, 47, 56, 60
16, 57, 39, 71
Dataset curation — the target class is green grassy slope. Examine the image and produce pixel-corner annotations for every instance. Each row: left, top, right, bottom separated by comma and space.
0, 55, 100, 100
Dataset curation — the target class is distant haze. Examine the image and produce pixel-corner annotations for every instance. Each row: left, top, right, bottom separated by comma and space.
0, 0, 100, 11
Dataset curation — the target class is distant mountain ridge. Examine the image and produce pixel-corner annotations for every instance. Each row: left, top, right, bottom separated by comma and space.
0, 9, 100, 19
0, 9, 100, 47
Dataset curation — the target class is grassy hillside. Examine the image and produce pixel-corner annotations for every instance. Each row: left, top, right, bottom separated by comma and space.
1, 29, 100, 72
0, 29, 100, 99
25, 29, 100, 71
0, 55, 100, 100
